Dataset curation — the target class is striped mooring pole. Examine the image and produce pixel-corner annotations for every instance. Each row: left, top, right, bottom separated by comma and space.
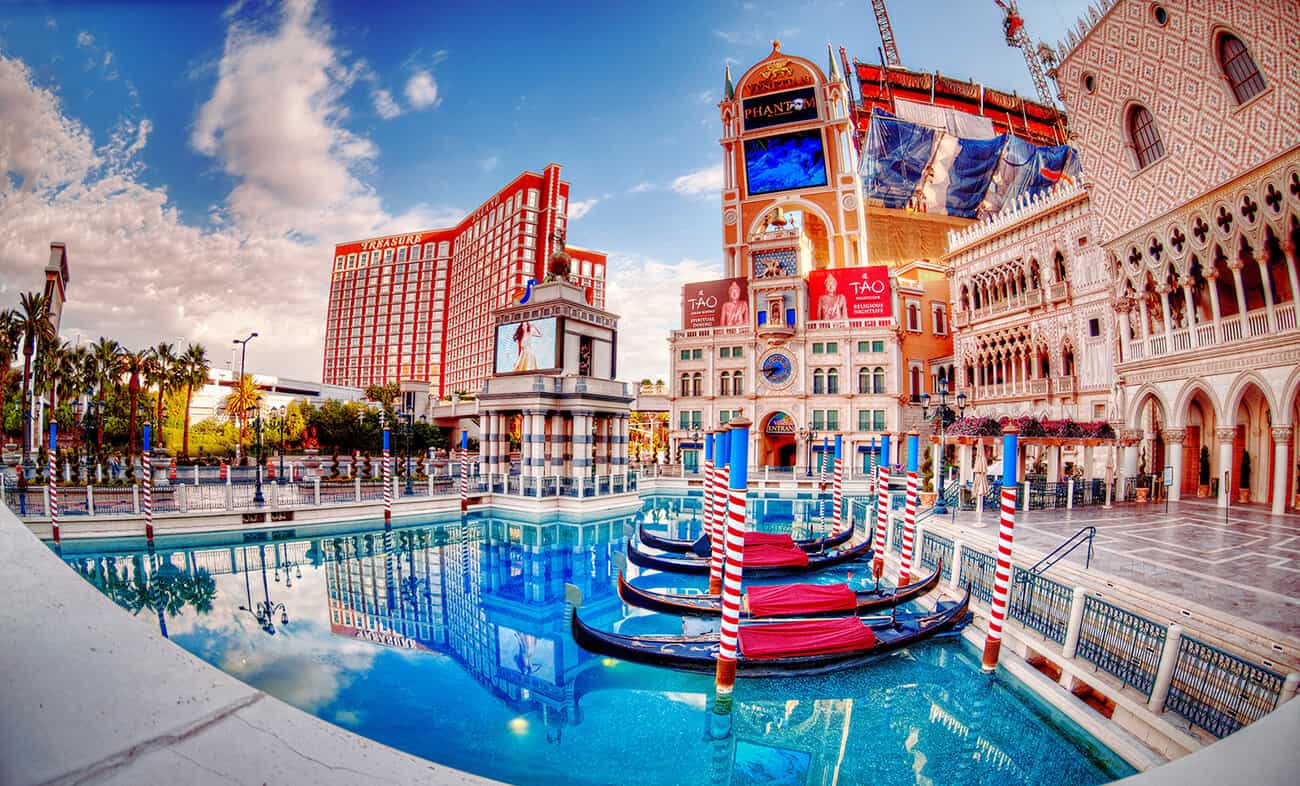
142, 424, 155, 545
459, 431, 469, 512
702, 432, 715, 546
832, 434, 844, 535
708, 425, 730, 595
48, 423, 60, 546
382, 426, 392, 526
983, 426, 1021, 672
818, 436, 828, 522
897, 431, 920, 586
871, 433, 892, 582
715, 416, 751, 698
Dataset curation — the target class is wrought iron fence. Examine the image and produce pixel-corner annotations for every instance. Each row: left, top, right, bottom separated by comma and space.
1008, 567, 1072, 645
918, 530, 954, 579
960, 546, 998, 605
1075, 596, 1167, 697
1166, 635, 1285, 738
891, 518, 904, 554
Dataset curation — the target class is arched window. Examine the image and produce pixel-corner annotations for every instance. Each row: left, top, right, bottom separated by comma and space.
718, 372, 730, 396
813, 369, 826, 395
1128, 105, 1165, 169
1218, 34, 1265, 104
1062, 345, 1076, 376
691, 372, 702, 397
909, 366, 922, 401
907, 303, 921, 331
827, 368, 839, 394
1054, 251, 1067, 282
679, 373, 690, 397
872, 366, 885, 394
733, 371, 743, 395
858, 367, 870, 394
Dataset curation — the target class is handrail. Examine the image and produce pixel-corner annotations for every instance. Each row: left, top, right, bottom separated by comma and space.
1017, 526, 1095, 580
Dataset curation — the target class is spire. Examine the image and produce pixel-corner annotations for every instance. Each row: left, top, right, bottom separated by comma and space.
827, 44, 841, 81
724, 64, 735, 100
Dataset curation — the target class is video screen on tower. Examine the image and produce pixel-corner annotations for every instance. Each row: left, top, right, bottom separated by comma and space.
743, 129, 827, 196
494, 317, 560, 375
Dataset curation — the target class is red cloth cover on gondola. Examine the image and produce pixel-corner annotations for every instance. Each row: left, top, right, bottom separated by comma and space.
738, 617, 878, 659
743, 531, 797, 548
742, 543, 810, 567
745, 583, 857, 616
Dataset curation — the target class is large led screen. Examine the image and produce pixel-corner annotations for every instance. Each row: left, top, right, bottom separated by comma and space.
744, 129, 827, 196
494, 317, 559, 374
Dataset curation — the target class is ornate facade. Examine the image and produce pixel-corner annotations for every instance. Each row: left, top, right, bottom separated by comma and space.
1053, 0, 1300, 512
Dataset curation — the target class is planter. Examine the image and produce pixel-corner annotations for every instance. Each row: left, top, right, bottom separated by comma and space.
1135, 487, 1149, 503
920, 491, 938, 507
1196, 485, 1210, 498
1237, 489, 1252, 503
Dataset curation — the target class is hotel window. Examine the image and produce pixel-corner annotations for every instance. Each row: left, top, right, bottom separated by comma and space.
527, 189, 539, 208
719, 372, 731, 396
1218, 34, 1265, 104
1128, 105, 1164, 169
812, 342, 823, 354
813, 369, 825, 395
733, 372, 743, 395
932, 305, 947, 335
872, 367, 886, 394
691, 372, 702, 397
691, 411, 703, 430
812, 410, 838, 431
335, 255, 344, 268
692, 348, 703, 360
679, 410, 690, 429
906, 301, 922, 332
812, 410, 825, 430
731, 346, 743, 357
857, 367, 870, 394
423, 242, 434, 259
719, 347, 730, 358
826, 368, 839, 394
383, 248, 395, 263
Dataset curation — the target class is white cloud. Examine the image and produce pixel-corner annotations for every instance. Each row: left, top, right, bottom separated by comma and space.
479, 155, 499, 172
670, 164, 723, 196
604, 252, 717, 384
371, 88, 400, 119
76, 31, 94, 47
696, 89, 715, 104
628, 181, 655, 194
104, 51, 113, 66
567, 198, 598, 220
0, 56, 98, 193
46, 18, 57, 31
404, 69, 439, 109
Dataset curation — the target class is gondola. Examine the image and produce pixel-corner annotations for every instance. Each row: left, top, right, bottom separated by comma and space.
625, 527, 873, 577
570, 587, 971, 676
637, 521, 855, 556
616, 558, 943, 618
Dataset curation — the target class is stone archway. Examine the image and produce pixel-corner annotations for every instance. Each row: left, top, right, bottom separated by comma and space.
1227, 380, 1275, 505
1175, 382, 1222, 499
759, 411, 798, 467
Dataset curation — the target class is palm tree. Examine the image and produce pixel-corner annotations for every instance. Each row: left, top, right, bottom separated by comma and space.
89, 338, 123, 456
0, 310, 22, 438
223, 373, 262, 453
146, 342, 176, 449
17, 292, 56, 464
122, 349, 149, 459
178, 343, 210, 459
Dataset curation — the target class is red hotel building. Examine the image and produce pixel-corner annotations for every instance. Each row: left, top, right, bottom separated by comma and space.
323, 164, 607, 396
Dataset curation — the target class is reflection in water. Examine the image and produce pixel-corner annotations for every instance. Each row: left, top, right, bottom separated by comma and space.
60, 498, 1132, 786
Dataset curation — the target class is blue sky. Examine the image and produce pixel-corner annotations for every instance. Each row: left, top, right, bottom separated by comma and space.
0, 0, 1093, 383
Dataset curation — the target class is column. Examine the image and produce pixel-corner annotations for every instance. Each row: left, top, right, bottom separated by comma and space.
1216, 427, 1235, 509
1181, 280, 1199, 347
1282, 241, 1300, 315
1272, 427, 1293, 516
550, 414, 565, 474
572, 411, 593, 486
1255, 253, 1277, 329
1229, 258, 1249, 322
1116, 300, 1133, 348
1158, 285, 1174, 344
1045, 445, 1060, 484
1165, 428, 1185, 502
1205, 270, 1224, 340
1121, 431, 1139, 496
480, 410, 493, 478
522, 410, 540, 478
1138, 296, 1152, 340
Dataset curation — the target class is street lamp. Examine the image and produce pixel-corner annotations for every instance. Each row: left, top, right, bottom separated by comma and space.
231, 332, 258, 462
691, 428, 701, 474
398, 409, 416, 495
246, 403, 264, 504
239, 544, 288, 635
274, 405, 287, 484
920, 380, 967, 515
798, 426, 818, 476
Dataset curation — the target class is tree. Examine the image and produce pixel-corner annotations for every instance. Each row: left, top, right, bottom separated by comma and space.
90, 337, 123, 456
17, 291, 56, 463
178, 343, 210, 459
0, 310, 22, 438
146, 343, 176, 449
365, 382, 401, 413
222, 373, 262, 452
121, 349, 149, 458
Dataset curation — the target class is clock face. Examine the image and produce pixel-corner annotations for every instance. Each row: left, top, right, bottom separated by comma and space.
761, 352, 793, 387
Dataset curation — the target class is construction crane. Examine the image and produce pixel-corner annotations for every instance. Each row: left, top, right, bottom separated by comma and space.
870, 0, 901, 67
994, 0, 1057, 108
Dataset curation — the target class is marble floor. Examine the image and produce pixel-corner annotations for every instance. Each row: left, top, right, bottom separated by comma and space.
944, 499, 1300, 639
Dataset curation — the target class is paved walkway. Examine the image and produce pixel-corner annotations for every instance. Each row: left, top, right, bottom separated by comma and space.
944, 499, 1300, 640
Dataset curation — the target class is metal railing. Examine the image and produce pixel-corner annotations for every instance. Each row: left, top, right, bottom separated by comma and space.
1075, 596, 1167, 697
1020, 526, 1096, 576
959, 546, 998, 605
1008, 567, 1072, 645
1166, 635, 1286, 738
891, 518, 905, 554
918, 530, 954, 579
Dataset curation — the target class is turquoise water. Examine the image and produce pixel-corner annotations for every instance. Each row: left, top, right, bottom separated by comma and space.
59, 493, 1135, 786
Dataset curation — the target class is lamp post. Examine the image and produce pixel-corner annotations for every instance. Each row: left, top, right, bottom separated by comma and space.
691, 429, 701, 474
400, 409, 415, 496
239, 544, 288, 635
920, 380, 967, 515
274, 405, 287, 484
246, 404, 264, 504
798, 427, 818, 477
231, 332, 258, 463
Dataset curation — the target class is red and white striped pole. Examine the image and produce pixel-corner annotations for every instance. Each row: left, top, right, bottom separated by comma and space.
983, 426, 1020, 672
871, 433, 892, 581
382, 426, 392, 526
832, 434, 844, 535
702, 431, 715, 544
461, 433, 470, 508
48, 423, 60, 546
715, 416, 751, 698
708, 423, 730, 595
142, 424, 154, 545
897, 431, 920, 586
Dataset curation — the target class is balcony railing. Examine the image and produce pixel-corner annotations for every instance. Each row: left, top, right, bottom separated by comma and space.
1124, 305, 1297, 364
1048, 281, 1069, 302
1054, 375, 1076, 394
1028, 378, 1049, 396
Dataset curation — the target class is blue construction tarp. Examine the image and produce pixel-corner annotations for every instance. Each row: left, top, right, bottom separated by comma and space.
860, 110, 1081, 219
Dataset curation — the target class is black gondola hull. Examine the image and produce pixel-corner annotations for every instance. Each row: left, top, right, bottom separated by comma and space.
625, 528, 873, 576
637, 522, 855, 556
